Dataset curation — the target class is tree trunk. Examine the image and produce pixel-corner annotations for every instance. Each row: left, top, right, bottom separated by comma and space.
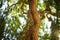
25, 0, 40, 40
18, 0, 40, 40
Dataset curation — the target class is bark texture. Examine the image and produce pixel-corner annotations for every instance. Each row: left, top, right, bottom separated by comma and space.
25, 0, 40, 40
18, 0, 40, 40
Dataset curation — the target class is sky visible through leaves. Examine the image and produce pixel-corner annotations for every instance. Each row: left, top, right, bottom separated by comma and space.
0, 0, 60, 40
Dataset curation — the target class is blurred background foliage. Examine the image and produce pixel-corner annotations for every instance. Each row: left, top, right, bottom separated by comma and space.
0, 0, 60, 40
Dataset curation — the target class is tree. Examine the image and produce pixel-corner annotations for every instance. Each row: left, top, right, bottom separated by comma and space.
26, 0, 40, 40
18, 0, 40, 40
0, 0, 60, 40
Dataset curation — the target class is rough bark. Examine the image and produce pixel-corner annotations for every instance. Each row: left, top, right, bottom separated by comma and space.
18, 0, 40, 40
25, 0, 40, 40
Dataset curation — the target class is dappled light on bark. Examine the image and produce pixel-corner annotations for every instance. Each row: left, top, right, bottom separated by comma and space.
18, 0, 40, 40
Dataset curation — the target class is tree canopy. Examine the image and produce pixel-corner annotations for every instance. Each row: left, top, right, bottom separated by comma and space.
0, 0, 60, 40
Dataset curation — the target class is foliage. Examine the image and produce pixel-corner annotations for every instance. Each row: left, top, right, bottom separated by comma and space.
0, 0, 59, 40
